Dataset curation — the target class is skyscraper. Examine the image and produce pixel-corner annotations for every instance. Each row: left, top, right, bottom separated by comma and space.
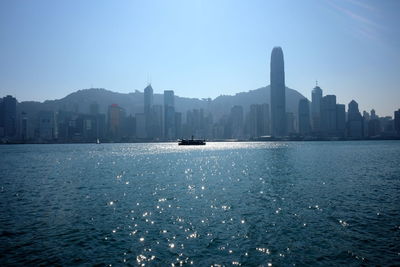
311, 85, 323, 132
270, 47, 286, 137
144, 84, 154, 138
394, 109, 400, 136
144, 84, 153, 115
298, 98, 310, 135
336, 104, 346, 137
320, 95, 337, 136
164, 90, 175, 139
108, 104, 125, 140
2, 95, 17, 138
347, 100, 363, 138
229, 105, 244, 139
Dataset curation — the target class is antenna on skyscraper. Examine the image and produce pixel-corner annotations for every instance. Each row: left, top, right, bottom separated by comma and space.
146, 73, 152, 86
316, 80, 318, 87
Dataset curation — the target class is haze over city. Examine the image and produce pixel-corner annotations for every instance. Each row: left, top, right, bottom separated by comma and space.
1, 0, 399, 116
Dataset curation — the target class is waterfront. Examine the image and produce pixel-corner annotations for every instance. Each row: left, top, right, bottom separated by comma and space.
0, 141, 399, 265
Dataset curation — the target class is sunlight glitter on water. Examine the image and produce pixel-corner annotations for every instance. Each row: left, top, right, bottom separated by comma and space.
0, 141, 399, 265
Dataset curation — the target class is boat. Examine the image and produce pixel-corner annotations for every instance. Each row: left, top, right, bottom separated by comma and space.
178, 136, 206, 146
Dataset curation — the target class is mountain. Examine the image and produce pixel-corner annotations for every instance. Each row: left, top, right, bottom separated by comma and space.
17, 86, 306, 120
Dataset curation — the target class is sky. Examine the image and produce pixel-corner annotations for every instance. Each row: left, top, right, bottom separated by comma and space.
0, 0, 399, 116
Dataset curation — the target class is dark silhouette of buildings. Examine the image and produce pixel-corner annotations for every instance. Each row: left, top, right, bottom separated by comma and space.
144, 84, 153, 138
1, 95, 17, 138
1, 48, 399, 143
270, 47, 286, 137
298, 99, 311, 135
247, 104, 270, 138
321, 95, 337, 136
395, 109, 400, 136
229, 105, 244, 139
347, 100, 363, 138
336, 104, 346, 137
311, 85, 322, 133
108, 104, 125, 140
164, 90, 175, 140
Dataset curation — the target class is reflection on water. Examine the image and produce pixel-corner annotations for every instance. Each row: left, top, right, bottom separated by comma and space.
0, 141, 399, 265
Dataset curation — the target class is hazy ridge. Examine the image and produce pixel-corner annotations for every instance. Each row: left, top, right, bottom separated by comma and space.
17, 86, 305, 120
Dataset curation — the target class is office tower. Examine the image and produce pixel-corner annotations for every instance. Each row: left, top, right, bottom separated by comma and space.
152, 105, 163, 139
230, 105, 244, 139
125, 115, 136, 140
247, 104, 269, 138
20, 111, 28, 141
270, 47, 286, 136
347, 100, 363, 138
320, 95, 337, 136
108, 104, 125, 140
298, 99, 310, 135
394, 109, 400, 136
144, 84, 154, 115
370, 109, 378, 120
135, 113, 146, 139
336, 104, 346, 137
368, 119, 381, 137
311, 85, 323, 132
39, 110, 57, 141
2, 95, 17, 138
175, 112, 182, 138
144, 84, 154, 138
164, 90, 175, 139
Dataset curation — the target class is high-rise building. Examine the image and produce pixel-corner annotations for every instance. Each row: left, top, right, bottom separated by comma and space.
175, 112, 182, 138
368, 119, 381, 137
39, 110, 57, 141
20, 111, 29, 141
311, 85, 323, 132
370, 109, 378, 120
152, 105, 163, 139
247, 104, 270, 138
135, 113, 146, 139
347, 100, 363, 138
230, 105, 244, 139
270, 47, 286, 137
108, 104, 125, 140
336, 104, 346, 137
144, 84, 154, 115
320, 95, 337, 136
164, 90, 175, 139
144, 84, 154, 138
394, 109, 400, 136
2, 95, 17, 138
298, 99, 310, 135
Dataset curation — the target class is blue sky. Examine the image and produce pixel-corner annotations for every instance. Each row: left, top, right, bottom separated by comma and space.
0, 0, 399, 116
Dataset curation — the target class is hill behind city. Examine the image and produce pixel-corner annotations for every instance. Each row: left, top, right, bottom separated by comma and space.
18, 86, 305, 120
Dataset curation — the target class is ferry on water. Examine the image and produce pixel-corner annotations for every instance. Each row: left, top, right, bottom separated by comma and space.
178, 136, 206, 146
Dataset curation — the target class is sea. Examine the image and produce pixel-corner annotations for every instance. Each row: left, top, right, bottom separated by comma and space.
0, 141, 399, 266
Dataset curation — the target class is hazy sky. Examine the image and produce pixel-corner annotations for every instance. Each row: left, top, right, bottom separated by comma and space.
0, 0, 399, 116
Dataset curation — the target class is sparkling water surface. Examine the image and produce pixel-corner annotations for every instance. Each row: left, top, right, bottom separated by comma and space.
0, 141, 399, 266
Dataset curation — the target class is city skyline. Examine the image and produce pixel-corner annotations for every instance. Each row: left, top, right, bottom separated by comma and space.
0, 0, 400, 116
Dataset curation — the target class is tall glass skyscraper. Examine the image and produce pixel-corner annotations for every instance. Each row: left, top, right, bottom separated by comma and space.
270, 47, 286, 137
